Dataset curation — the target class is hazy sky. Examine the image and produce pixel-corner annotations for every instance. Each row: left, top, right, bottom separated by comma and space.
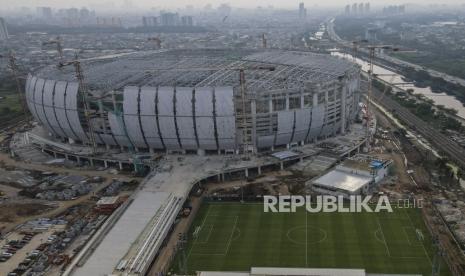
2, 0, 464, 10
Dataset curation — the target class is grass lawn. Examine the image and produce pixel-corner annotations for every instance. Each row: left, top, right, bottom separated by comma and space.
172, 202, 451, 275
0, 90, 22, 121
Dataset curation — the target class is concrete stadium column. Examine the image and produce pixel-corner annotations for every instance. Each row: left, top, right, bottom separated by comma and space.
245, 168, 249, 178
341, 84, 347, 135
269, 98, 273, 112
280, 162, 284, 170
300, 92, 305, 108
313, 91, 318, 107
118, 162, 123, 170
104, 160, 108, 168
197, 149, 205, 156
89, 159, 94, 167
97, 99, 111, 151
251, 99, 257, 151
285, 94, 290, 110
258, 166, 261, 175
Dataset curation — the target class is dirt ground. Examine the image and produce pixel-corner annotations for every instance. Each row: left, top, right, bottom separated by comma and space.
0, 183, 21, 198
374, 105, 465, 274
0, 202, 54, 223
0, 150, 141, 235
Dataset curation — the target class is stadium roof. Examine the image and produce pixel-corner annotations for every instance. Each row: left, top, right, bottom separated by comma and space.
35, 48, 358, 92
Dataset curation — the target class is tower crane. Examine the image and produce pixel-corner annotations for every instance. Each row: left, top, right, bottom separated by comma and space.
42, 36, 64, 62
58, 55, 98, 154
351, 40, 400, 149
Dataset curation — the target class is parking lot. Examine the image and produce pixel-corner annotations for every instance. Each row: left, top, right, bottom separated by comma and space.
0, 225, 65, 275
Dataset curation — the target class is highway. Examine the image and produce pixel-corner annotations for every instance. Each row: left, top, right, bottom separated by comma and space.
326, 18, 465, 168
372, 89, 465, 169
326, 18, 465, 87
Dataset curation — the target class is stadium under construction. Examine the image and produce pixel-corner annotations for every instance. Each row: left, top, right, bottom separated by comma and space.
18, 49, 370, 275
25, 49, 361, 155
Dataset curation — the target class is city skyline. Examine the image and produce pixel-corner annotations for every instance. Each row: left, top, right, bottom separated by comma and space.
1, 0, 464, 11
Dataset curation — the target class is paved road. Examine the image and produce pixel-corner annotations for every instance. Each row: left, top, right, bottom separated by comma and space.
372, 89, 465, 169
326, 18, 465, 87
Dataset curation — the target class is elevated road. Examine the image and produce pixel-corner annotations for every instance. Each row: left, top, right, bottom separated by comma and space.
326, 18, 465, 87
372, 89, 465, 169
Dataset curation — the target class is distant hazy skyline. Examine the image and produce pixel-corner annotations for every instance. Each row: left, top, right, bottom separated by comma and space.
2, 0, 464, 11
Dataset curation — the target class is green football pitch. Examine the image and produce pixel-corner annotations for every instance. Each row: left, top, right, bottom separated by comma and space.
172, 202, 451, 275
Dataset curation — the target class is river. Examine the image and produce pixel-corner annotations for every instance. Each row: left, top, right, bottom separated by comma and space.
331, 52, 465, 119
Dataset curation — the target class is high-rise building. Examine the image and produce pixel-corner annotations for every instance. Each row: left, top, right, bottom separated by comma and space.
299, 3, 307, 20
352, 3, 358, 14
80, 8, 90, 18
160, 12, 179, 26
399, 5, 406, 13
365, 28, 377, 42
364, 3, 370, 13
358, 3, 364, 14
37, 7, 53, 19
0, 18, 8, 41
142, 16, 149, 27
181, 16, 193, 26
66, 8, 79, 19
142, 16, 158, 27
345, 5, 351, 15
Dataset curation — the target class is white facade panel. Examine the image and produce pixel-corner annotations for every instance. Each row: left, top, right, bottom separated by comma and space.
108, 112, 131, 146
139, 87, 163, 149
275, 111, 294, 145
123, 86, 146, 148
54, 82, 78, 140
27, 76, 39, 122
214, 86, 236, 149
307, 105, 325, 139
216, 117, 236, 149
25, 75, 34, 112
99, 134, 117, 146
214, 86, 235, 116
43, 80, 66, 136
33, 78, 46, 126
175, 87, 197, 149
293, 108, 311, 142
257, 135, 275, 148
65, 82, 88, 142
195, 87, 216, 150
157, 87, 180, 149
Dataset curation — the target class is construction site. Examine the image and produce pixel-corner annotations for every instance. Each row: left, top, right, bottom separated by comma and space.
0, 41, 464, 276
25, 49, 360, 155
